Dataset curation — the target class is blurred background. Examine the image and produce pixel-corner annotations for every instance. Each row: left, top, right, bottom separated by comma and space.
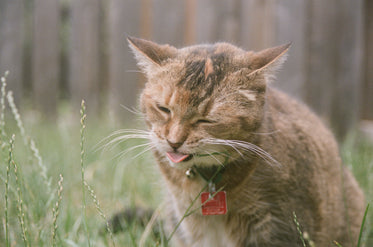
0, 0, 372, 140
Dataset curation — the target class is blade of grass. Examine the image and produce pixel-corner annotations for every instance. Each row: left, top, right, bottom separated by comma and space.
166, 154, 228, 245
166, 183, 208, 245
357, 203, 370, 247
334, 240, 343, 247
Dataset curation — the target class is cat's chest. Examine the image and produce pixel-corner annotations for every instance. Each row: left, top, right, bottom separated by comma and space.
182, 215, 237, 247
167, 186, 239, 246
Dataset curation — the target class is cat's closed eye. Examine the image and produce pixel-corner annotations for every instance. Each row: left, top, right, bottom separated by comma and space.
195, 119, 214, 124
157, 105, 171, 114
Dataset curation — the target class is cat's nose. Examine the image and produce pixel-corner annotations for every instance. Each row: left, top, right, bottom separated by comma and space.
167, 140, 183, 151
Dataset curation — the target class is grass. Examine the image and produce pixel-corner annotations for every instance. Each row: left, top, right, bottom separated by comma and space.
0, 74, 372, 246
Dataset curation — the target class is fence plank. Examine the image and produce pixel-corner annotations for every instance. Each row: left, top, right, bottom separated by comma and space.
0, 0, 24, 104
362, 0, 373, 120
152, 0, 185, 46
330, 0, 364, 138
304, 0, 339, 122
194, 0, 241, 44
195, 0, 220, 43
184, 0, 196, 45
240, 0, 275, 51
108, 0, 141, 118
272, 0, 307, 100
305, 0, 363, 139
32, 0, 60, 118
69, 0, 101, 113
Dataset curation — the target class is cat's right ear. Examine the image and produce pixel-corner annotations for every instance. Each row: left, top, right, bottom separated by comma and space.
247, 43, 291, 79
127, 36, 177, 73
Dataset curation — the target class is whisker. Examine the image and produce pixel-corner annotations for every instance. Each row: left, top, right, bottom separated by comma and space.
115, 142, 153, 160
252, 130, 281, 136
126, 69, 145, 74
228, 140, 280, 167
100, 134, 150, 153
205, 151, 225, 166
115, 143, 154, 161
199, 147, 231, 166
202, 138, 281, 167
130, 144, 155, 160
95, 129, 151, 152
120, 104, 143, 116
203, 139, 244, 158
196, 149, 221, 165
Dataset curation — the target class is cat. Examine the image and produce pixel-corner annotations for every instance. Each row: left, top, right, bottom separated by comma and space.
126, 37, 365, 247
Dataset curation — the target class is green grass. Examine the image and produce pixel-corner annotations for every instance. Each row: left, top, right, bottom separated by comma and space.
0, 76, 372, 246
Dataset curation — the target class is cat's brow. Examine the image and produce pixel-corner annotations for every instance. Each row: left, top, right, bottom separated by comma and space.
198, 97, 215, 116
238, 90, 257, 101
177, 53, 228, 107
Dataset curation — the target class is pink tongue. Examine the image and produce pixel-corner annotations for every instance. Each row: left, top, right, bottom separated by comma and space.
166, 152, 190, 163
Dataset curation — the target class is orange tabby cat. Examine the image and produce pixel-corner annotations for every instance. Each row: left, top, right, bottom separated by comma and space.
128, 37, 365, 247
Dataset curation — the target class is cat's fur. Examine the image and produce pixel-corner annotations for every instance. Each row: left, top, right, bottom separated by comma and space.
128, 37, 365, 247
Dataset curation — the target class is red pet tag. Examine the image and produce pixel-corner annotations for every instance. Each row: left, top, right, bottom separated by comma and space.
201, 191, 227, 215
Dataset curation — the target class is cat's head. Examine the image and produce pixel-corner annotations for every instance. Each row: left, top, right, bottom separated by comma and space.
129, 37, 289, 169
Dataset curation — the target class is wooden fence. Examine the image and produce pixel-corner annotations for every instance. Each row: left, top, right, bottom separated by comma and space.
0, 0, 372, 140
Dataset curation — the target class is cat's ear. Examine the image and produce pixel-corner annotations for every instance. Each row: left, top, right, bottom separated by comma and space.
248, 43, 291, 77
127, 36, 177, 72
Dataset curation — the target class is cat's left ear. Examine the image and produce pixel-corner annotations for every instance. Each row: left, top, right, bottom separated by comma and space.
248, 43, 291, 77
128, 36, 177, 73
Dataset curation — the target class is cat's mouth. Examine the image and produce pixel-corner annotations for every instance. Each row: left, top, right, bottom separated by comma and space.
166, 152, 192, 163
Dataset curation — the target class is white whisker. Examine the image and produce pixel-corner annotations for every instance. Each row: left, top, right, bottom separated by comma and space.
103, 134, 150, 150
198, 150, 225, 166
203, 139, 244, 158
95, 128, 151, 152
252, 130, 281, 136
120, 104, 143, 116
115, 142, 153, 160
126, 69, 145, 74
94, 128, 155, 163
130, 145, 155, 160
202, 138, 281, 167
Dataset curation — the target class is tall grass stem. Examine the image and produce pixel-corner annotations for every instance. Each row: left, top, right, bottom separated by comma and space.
85, 181, 116, 247
80, 100, 91, 247
12, 135, 30, 247
52, 174, 64, 247
0, 71, 9, 147
293, 212, 306, 247
7, 92, 27, 145
4, 134, 15, 247
7, 91, 53, 202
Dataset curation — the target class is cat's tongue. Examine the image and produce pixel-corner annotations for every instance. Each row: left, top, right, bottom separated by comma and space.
166, 152, 190, 163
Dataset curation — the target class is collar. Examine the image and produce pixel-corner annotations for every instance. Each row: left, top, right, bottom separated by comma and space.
193, 165, 225, 184
185, 152, 229, 183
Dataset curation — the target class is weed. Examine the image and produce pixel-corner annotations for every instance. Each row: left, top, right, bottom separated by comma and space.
52, 174, 63, 247
12, 135, 30, 247
293, 212, 307, 247
80, 99, 91, 247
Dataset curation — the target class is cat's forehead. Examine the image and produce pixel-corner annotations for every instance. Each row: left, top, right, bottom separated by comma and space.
180, 42, 244, 57
146, 43, 246, 110
164, 44, 243, 104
